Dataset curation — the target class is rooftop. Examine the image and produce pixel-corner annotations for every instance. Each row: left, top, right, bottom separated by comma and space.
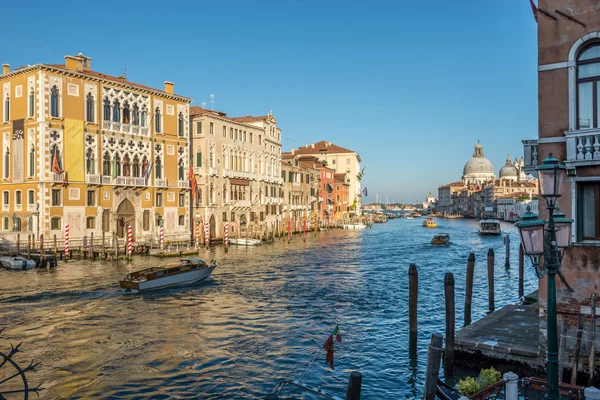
292, 141, 358, 156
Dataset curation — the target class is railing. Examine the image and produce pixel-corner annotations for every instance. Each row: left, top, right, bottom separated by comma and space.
209, 167, 218, 176
140, 127, 148, 136
135, 177, 146, 186
232, 200, 251, 208
293, 182, 301, 188
193, 167, 203, 175
102, 175, 112, 185
112, 122, 121, 132
566, 131, 600, 167
223, 169, 231, 177
86, 174, 101, 185
178, 180, 190, 189
102, 121, 111, 130
51, 172, 65, 183
155, 178, 168, 188
115, 177, 126, 186
122, 124, 130, 134
522, 139, 538, 176
27, 204, 36, 212
132, 126, 139, 135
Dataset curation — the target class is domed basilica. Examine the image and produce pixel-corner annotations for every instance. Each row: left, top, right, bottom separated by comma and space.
461, 141, 527, 185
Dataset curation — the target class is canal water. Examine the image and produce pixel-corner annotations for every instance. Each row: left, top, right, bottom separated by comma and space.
0, 218, 538, 399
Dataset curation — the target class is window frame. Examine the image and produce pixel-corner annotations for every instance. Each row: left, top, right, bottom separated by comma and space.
86, 216, 96, 229
577, 180, 600, 241
576, 43, 600, 130
87, 190, 96, 206
51, 216, 61, 231
51, 188, 61, 206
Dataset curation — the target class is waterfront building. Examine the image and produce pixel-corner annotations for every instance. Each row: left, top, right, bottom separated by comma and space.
437, 182, 465, 215
481, 178, 538, 218
461, 141, 496, 185
523, 0, 600, 356
298, 158, 334, 223
0, 54, 191, 241
422, 191, 437, 214
290, 141, 362, 213
189, 107, 282, 240
456, 184, 482, 218
280, 155, 319, 231
496, 194, 538, 222
333, 173, 350, 219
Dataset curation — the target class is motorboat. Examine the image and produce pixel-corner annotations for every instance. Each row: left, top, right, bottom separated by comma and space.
431, 233, 450, 245
479, 219, 501, 235
343, 223, 367, 229
423, 218, 437, 228
0, 256, 36, 270
228, 238, 262, 246
406, 216, 414, 220
119, 258, 216, 293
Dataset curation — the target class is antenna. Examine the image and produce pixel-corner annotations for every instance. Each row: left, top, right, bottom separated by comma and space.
124, 67, 128, 79
210, 94, 214, 110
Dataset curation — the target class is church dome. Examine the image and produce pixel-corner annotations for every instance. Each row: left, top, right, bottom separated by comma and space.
461, 141, 496, 184
499, 154, 518, 179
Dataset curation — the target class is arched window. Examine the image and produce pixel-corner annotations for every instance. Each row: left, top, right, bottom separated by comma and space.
86, 93, 94, 122
178, 159, 184, 180
103, 98, 110, 121
28, 215, 33, 231
132, 155, 140, 177
29, 146, 35, 177
50, 85, 59, 117
112, 100, 120, 122
155, 156, 162, 179
14, 217, 21, 232
154, 107, 161, 133
123, 101, 130, 124
29, 88, 35, 118
4, 149, 9, 178
122, 154, 130, 177
103, 151, 111, 176
141, 156, 149, 178
141, 107, 147, 127
86, 148, 95, 174
132, 103, 139, 125
4, 95, 9, 122
178, 112, 184, 136
577, 43, 600, 129
113, 152, 121, 176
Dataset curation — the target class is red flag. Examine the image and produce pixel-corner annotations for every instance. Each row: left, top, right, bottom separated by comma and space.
324, 335, 335, 370
529, 0, 538, 22
188, 164, 197, 202
51, 150, 64, 174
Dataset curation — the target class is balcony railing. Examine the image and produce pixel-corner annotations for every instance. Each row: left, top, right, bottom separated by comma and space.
194, 167, 203, 175
132, 126, 139, 135
135, 177, 147, 186
102, 175, 112, 185
521, 139, 538, 176
102, 121, 111, 130
155, 178, 168, 188
86, 174, 101, 185
232, 199, 251, 208
293, 182, 301, 188
122, 124, 130, 134
51, 172, 65, 183
178, 180, 190, 189
223, 169, 231, 177
566, 131, 600, 167
112, 122, 121, 132
27, 204, 36, 212
209, 167, 218, 176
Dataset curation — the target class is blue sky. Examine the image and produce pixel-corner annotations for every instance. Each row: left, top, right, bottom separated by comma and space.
1, 0, 537, 203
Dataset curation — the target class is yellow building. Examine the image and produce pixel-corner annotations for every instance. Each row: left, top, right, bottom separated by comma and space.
0, 53, 191, 242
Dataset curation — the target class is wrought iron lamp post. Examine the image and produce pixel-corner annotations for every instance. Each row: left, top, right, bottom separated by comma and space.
515, 154, 573, 400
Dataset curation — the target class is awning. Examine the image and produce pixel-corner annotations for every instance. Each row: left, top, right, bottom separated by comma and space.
230, 179, 250, 186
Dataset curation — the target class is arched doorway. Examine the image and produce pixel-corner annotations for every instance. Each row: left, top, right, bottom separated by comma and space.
209, 214, 216, 239
117, 199, 135, 238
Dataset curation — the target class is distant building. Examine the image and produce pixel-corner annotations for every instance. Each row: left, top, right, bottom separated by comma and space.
462, 141, 496, 185
437, 182, 465, 215
422, 191, 437, 213
333, 173, 350, 219
496, 194, 539, 222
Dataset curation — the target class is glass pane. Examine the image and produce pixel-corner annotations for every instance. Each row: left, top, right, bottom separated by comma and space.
579, 45, 600, 61
582, 184, 596, 238
579, 82, 594, 128
578, 62, 600, 79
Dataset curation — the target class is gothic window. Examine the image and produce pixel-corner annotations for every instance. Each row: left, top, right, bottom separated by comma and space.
141, 107, 147, 127
50, 85, 59, 117
154, 107, 161, 133
132, 103, 139, 125
29, 88, 35, 118
85, 148, 95, 174
4, 149, 8, 178
29, 147, 35, 177
103, 97, 110, 121
132, 155, 140, 177
103, 151, 111, 176
577, 43, 600, 129
178, 112, 184, 136
114, 152, 121, 176
141, 156, 149, 178
14, 217, 21, 232
178, 159, 184, 180
4, 95, 9, 122
155, 156, 162, 179
123, 101, 130, 124
112, 100, 120, 122
122, 154, 130, 177
86, 93, 94, 122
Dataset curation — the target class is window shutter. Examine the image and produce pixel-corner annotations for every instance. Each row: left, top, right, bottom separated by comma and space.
577, 184, 584, 242
197, 152, 202, 167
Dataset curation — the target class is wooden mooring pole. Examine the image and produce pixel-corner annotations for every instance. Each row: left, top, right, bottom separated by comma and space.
409, 263, 418, 357
102, 230, 106, 259
518, 244, 524, 299
464, 253, 475, 326
504, 234, 510, 269
53, 235, 58, 260
444, 272, 455, 376
16, 234, 20, 254
423, 333, 443, 400
345, 371, 362, 400
27, 235, 31, 260
487, 248, 495, 313
39, 234, 44, 264
572, 313, 584, 385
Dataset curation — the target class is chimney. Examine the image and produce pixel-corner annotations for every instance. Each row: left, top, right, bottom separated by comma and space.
64, 55, 84, 71
291, 148, 295, 155
164, 81, 174, 94
327, 142, 332, 147
305, 144, 309, 148
2, 64, 9, 74
311, 143, 315, 149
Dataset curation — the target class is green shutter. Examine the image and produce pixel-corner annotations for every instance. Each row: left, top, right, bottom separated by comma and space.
577, 183, 584, 242
196, 152, 202, 167
197, 121, 202, 134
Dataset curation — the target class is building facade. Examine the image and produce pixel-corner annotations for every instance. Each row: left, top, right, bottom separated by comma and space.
437, 182, 466, 215
189, 107, 282, 240
281, 155, 319, 231
0, 54, 191, 241
461, 141, 496, 185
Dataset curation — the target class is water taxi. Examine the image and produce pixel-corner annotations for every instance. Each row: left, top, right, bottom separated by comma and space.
431, 233, 450, 245
423, 218, 437, 228
229, 238, 262, 246
119, 258, 216, 293
479, 219, 501, 235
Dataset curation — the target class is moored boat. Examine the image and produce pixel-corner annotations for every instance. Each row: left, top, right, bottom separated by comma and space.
228, 238, 262, 246
431, 233, 450, 245
423, 218, 437, 228
0, 256, 36, 270
343, 223, 367, 229
119, 258, 216, 293
479, 219, 501, 235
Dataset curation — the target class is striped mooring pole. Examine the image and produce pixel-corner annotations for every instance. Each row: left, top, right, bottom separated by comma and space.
127, 225, 133, 260
64, 224, 70, 257
303, 218, 307, 242
224, 222, 229, 247
195, 222, 200, 249
204, 222, 210, 247
159, 225, 164, 253
287, 219, 291, 242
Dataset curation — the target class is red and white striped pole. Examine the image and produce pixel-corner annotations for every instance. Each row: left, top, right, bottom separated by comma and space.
195, 221, 200, 249
224, 222, 229, 247
159, 225, 164, 253
205, 222, 210, 247
127, 225, 133, 259
287, 219, 291, 242
303, 218, 306, 242
64, 224, 70, 257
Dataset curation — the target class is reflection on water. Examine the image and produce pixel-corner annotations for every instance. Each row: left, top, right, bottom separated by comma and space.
0, 219, 537, 399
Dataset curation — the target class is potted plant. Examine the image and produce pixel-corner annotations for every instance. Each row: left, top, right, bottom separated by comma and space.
457, 367, 503, 400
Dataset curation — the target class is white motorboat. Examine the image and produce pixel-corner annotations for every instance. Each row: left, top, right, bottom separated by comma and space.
0, 256, 36, 270
479, 219, 501, 235
406, 216, 414, 220
343, 223, 367, 229
228, 238, 262, 246
119, 258, 216, 293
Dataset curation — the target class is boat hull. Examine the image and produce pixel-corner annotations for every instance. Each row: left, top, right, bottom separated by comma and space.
343, 224, 367, 229
120, 266, 215, 293
228, 238, 262, 246
1, 257, 36, 270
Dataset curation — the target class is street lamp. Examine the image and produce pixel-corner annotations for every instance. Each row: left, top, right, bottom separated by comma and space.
515, 154, 573, 400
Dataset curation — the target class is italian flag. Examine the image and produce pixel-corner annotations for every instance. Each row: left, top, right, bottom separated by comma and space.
324, 324, 342, 370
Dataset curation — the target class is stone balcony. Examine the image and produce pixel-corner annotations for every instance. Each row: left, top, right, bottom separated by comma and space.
178, 180, 190, 189
102, 120, 148, 136
86, 174, 101, 185
209, 167, 218, 176
565, 129, 600, 169
292, 182, 301, 188
193, 167, 203, 175
27, 203, 36, 212
155, 178, 168, 188
51, 172, 65, 184
521, 139, 538, 177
